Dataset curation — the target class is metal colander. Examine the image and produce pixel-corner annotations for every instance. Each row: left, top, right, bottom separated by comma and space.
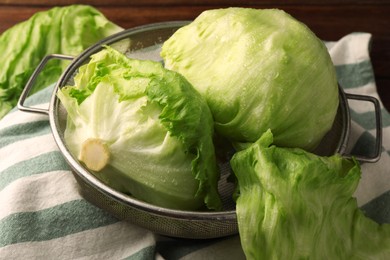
18, 21, 382, 239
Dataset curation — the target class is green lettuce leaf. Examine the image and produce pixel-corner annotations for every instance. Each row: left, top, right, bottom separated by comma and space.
57, 46, 222, 210
161, 8, 338, 151
0, 5, 123, 118
230, 130, 390, 259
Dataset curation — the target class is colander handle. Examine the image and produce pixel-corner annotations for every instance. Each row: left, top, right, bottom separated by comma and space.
344, 93, 382, 163
17, 54, 74, 115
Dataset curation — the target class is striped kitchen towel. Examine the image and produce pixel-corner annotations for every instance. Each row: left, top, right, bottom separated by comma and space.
0, 32, 389, 259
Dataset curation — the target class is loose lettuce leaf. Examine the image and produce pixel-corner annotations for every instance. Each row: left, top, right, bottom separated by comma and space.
161, 8, 338, 151
0, 5, 123, 118
57, 46, 222, 210
231, 130, 390, 259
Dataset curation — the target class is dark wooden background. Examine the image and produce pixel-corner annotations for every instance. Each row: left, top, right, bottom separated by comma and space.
1, 0, 389, 110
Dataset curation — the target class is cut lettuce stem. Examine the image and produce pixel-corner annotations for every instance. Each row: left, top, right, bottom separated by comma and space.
79, 138, 110, 172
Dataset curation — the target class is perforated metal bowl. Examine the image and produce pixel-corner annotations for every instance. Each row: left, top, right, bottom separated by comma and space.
18, 21, 382, 239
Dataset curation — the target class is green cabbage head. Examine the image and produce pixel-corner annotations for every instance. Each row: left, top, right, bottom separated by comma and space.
231, 130, 390, 259
57, 46, 222, 211
161, 8, 339, 151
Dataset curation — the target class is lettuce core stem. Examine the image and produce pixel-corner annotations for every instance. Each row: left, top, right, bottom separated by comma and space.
79, 138, 110, 171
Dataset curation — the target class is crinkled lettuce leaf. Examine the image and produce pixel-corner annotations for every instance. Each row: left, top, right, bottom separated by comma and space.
161, 8, 338, 151
57, 46, 222, 210
0, 5, 123, 118
231, 130, 390, 259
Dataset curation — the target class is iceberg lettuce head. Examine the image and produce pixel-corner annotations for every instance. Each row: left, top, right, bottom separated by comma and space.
161, 8, 339, 151
57, 46, 222, 211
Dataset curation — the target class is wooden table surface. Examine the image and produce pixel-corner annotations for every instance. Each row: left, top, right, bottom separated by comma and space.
1, 0, 389, 110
